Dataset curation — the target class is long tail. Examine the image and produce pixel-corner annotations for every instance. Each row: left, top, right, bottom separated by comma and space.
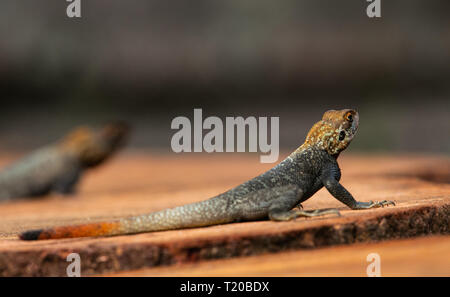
19, 221, 122, 240
20, 196, 234, 240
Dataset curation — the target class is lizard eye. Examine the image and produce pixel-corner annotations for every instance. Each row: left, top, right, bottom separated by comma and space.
345, 112, 353, 122
339, 131, 346, 141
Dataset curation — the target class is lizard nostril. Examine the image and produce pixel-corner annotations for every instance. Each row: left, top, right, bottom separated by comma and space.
339, 131, 346, 141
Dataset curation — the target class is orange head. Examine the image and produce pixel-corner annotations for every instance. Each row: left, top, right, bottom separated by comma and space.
60, 121, 130, 168
301, 109, 359, 156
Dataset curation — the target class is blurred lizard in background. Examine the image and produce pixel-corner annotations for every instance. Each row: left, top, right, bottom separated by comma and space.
20, 109, 394, 240
0, 122, 129, 202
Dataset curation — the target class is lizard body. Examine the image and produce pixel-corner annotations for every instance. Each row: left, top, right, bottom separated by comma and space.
20, 109, 394, 240
0, 122, 129, 202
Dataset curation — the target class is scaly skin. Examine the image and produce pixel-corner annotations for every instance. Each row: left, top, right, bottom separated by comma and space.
0, 122, 129, 202
20, 109, 394, 240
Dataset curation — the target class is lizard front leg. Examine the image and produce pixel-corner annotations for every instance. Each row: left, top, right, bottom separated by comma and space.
266, 185, 340, 221
294, 203, 303, 210
52, 166, 82, 195
322, 174, 395, 210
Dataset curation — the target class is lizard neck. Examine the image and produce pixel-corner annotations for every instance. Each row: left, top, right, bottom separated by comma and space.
290, 142, 340, 161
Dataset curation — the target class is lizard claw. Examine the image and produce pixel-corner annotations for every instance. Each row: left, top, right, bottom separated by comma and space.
371, 200, 395, 208
352, 200, 395, 210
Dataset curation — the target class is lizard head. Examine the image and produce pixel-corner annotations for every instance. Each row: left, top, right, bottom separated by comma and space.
302, 109, 359, 156
61, 121, 130, 168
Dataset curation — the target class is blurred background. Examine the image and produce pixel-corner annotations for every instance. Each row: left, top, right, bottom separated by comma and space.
0, 0, 449, 154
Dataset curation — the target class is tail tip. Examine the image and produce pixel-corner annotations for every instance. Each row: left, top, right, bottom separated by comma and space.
19, 229, 43, 241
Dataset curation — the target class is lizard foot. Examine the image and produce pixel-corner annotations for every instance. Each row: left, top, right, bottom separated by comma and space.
352, 200, 395, 210
270, 208, 341, 221
296, 208, 341, 218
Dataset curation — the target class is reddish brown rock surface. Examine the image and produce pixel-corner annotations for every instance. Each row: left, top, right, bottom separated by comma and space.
0, 152, 448, 276
106, 235, 450, 277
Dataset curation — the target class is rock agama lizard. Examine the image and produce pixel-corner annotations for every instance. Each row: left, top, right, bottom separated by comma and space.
0, 122, 129, 202
20, 109, 394, 240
